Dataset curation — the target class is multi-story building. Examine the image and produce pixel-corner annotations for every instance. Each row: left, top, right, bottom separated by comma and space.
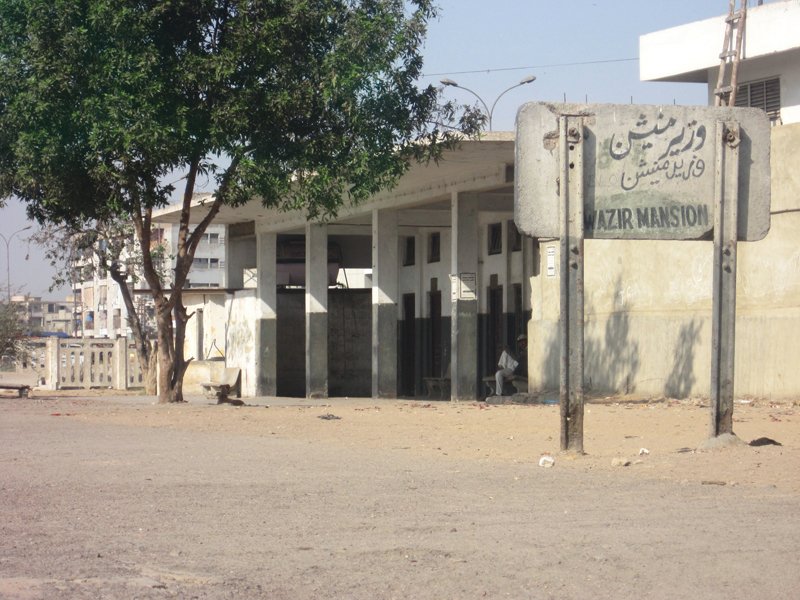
9, 294, 74, 335
152, 1, 800, 402
74, 209, 228, 339
640, 0, 799, 125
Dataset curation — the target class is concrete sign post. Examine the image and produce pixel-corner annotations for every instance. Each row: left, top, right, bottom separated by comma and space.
515, 103, 770, 451
711, 122, 741, 438
557, 116, 586, 453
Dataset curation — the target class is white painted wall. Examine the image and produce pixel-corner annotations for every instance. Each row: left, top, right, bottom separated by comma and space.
225, 290, 258, 397
640, 1, 800, 82
641, 1, 800, 124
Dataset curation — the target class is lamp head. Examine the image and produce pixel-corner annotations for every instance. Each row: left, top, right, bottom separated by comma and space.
440, 78, 458, 87
519, 75, 537, 85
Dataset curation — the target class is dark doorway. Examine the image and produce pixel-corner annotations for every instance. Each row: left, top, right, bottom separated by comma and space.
510, 283, 524, 343
428, 289, 443, 377
401, 293, 416, 396
486, 284, 504, 374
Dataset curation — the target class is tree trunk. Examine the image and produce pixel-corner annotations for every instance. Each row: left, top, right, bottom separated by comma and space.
156, 301, 180, 403
109, 267, 156, 394
145, 340, 158, 395
171, 296, 191, 402
154, 293, 193, 403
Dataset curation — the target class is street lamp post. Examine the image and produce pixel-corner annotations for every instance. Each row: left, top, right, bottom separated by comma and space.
440, 75, 536, 131
0, 225, 32, 302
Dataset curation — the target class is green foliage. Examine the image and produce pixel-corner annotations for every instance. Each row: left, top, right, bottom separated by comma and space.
0, 301, 26, 365
0, 0, 480, 223
0, 0, 483, 401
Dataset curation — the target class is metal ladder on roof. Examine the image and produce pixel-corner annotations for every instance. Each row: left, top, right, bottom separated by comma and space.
714, 0, 747, 107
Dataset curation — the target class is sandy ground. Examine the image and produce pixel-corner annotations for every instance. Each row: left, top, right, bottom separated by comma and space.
1, 389, 799, 599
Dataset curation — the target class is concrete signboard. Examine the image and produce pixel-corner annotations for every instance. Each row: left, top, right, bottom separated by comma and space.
515, 102, 770, 241
514, 102, 772, 453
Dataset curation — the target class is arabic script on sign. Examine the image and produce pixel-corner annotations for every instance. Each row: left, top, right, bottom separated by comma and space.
609, 113, 708, 191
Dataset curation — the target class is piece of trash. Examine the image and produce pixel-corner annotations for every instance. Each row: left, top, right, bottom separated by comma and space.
749, 437, 782, 447
675, 447, 694, 454
538, 455, 555, 468
318, 413, 341, 420
611, 457, 631, 467
701, 480, 727, 486
639, 448, 650, 455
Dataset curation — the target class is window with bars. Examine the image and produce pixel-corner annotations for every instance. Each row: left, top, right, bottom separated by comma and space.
735, 77, 781, 124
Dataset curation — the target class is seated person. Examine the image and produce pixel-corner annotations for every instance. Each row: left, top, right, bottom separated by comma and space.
494, 334, 528, 396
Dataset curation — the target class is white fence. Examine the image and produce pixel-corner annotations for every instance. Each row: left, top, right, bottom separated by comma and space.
43, 338, 144, 390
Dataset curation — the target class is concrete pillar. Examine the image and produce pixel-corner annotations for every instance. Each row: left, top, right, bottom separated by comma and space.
305, 223, 328, 398
256, 232, 277, 396
45, 337, 59, 390
113, 338, 127, 390
372, 209, 398, 398
450, 192, 480, 400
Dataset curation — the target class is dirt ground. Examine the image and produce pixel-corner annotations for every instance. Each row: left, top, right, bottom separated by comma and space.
1, 389, 799, 599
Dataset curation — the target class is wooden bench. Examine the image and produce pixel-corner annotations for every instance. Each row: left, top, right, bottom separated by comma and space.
201, 368, 242, 404
0, 384, 31, 398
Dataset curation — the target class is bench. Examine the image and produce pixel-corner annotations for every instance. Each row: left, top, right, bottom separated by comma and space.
0, 384, 31, 398
482, 374, 528, 398
423, 365, 451, 399
422, 377, 450, 399
201, 368, 242, 404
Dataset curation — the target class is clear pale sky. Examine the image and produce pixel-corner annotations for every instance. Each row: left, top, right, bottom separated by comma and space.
2, 0, 735, 297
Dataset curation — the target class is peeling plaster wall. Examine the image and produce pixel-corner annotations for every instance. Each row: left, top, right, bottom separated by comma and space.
225, 289, 258, 397
184, 293, 228, 362
528, 123, 800, 400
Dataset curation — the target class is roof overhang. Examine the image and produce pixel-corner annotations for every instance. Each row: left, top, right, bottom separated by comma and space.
152, 134, 516, 233
640, 1, 800, 83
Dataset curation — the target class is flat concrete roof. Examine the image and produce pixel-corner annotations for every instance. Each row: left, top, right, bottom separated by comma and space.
153, 134, 515, 230
640, 1, 800, 83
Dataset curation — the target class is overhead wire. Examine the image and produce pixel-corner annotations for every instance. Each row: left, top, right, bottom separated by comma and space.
422, 57, 638, 78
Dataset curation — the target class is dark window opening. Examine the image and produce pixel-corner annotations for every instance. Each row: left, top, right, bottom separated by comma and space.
488, 223, 502, 255
403, 236, 415, 266
508, 220, 522, 252
428, 232, 440, 263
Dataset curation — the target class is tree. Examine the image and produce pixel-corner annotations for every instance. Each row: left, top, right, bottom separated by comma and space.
32, 220, 166, 394
0, 300, 26, 370
0, 0, 483, 402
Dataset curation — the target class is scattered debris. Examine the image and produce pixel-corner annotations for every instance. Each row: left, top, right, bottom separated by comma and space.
675, 447, 694, 454
749, 437, 782, 447
611, 457, 631, 467
701, 480, 727, 486
638, 448, 650, 456
538, 455, 555, 468
318, 413, 341, 420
